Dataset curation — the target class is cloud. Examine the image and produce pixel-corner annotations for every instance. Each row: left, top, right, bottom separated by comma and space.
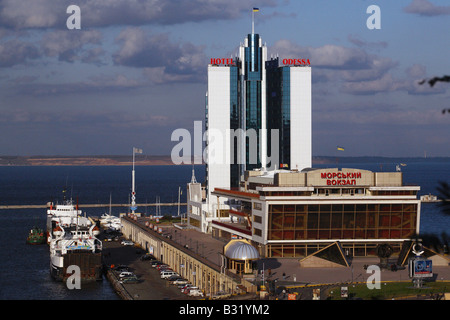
0, 39, 40, 67
404, 0, 450, 16
0, 105, 174, 129
11, 73, 142, 96
271, 40, 372, 70
0, 0, 279, 29
0, 0, 65, 29
341, 73, 399, 95
347, 34, 388, 51
270, 40, 397, 93
340, 57, 398, 82
270, 39, 449, 96
113, 27, 207, 83
40, 30, 103, 63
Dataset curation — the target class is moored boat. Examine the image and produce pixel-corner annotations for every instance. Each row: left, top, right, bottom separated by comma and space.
26, 226, 46, 245
47, 190, 103, 281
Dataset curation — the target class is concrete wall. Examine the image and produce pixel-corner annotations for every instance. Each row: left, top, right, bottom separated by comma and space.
275, 172, 306, 186
375, 172, 402, 186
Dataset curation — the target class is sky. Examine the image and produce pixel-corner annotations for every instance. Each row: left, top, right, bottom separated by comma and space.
0, 0, 449, 158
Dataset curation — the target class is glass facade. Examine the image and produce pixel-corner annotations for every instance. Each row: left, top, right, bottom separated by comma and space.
244, 34, 263, 171
230, 65, 240, 188
266, 59, 291, 169
268, 203, 417, 241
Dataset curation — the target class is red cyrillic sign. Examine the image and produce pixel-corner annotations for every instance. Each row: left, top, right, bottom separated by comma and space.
321, 172, 362, 186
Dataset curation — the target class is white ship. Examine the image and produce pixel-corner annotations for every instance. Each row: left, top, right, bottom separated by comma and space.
47, 194, 103, 281
46, 198, 82, 243
98, 195, 122, 231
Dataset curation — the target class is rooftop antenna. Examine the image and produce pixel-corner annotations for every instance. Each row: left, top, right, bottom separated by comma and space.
252, 8, 259, 34
191, 164, 197, 183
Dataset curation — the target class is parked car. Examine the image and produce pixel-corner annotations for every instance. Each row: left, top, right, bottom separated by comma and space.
118, 271, 134, 278
212, 291, 231, 300
121, 240, 134, 246
166, 275, 181, 281
140, 254, 156, 261
188, 289, 204, 297
161, 271, 179, 279
181, 285, 197, 294
119, 275, 139, 284
171, 278, 189, 285
151, 261, 163, 267
113, 265, 130, 272
156, 264, 170, 271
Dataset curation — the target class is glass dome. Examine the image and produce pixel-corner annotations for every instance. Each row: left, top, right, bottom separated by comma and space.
224, 240, 259, 260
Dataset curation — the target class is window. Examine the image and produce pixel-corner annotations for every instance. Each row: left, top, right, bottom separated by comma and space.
253, 202, 262, 210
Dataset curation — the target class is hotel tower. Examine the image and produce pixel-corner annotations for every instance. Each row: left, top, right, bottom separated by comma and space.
205, 32, 312, 210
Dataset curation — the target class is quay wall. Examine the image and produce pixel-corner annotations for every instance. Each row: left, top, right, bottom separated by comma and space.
121, 217, 255, 295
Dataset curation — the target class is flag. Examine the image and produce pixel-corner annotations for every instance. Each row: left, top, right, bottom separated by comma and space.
253, 8, 259, 12
337, 146, 345, 151
133, 147, 143, 154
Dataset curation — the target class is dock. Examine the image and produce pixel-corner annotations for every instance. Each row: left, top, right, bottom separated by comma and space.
0, 203, 187, 210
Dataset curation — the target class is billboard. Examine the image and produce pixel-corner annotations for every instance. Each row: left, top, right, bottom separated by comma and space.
409, 259, 433, 278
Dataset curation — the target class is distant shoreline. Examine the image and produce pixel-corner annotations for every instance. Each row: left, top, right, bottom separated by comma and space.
0, 155, 448, 166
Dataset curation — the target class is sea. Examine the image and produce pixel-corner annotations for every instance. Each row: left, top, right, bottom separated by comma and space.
0, 159, 448, 300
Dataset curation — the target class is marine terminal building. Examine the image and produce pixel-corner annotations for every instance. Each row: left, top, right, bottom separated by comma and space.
187, 167, 421, 258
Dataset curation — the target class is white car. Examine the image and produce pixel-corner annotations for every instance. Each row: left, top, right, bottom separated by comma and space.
171, 278, 189, 285
121, 240, 134, 246
188, 289, 204, 297
161, 271, 179, 279
118, 271, 134, 278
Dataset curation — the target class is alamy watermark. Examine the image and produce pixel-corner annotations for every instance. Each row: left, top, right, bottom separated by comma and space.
66, 5, 81, 30
66, 265, 81, 290
171, 121, 279, 169
366, 265, 381, 290
367, 5, 381, 30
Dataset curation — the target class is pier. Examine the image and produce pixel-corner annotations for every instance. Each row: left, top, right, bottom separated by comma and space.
0, 203, 187, 210
119, 216, 255, 298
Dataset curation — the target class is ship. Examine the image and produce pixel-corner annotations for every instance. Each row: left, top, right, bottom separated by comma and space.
26, 226, 46, 245
47, 193, 103, 281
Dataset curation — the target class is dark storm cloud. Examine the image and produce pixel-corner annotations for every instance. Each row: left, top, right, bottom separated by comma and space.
0, 0, 278, 29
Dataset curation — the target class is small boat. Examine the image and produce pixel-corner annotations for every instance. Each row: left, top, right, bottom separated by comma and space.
27, 226, 46, 245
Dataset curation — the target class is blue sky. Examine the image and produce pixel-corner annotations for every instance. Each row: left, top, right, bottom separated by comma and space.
0, 0, 449, 157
